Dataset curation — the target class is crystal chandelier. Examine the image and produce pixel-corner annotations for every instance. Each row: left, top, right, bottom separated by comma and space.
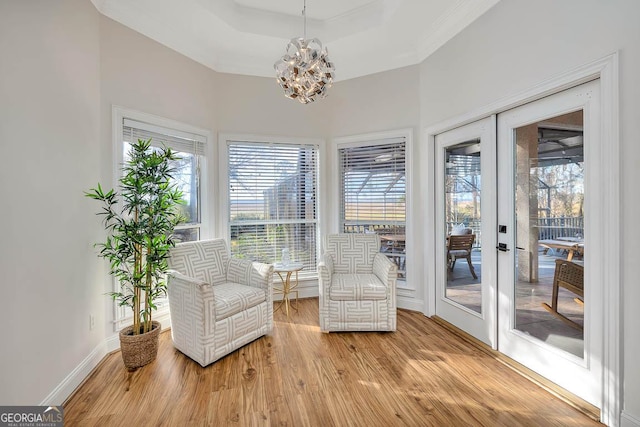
274, 0, 335, 104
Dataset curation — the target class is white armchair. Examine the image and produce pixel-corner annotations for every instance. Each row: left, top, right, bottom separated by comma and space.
318, 233, 398, 332
166, 239, 274, 367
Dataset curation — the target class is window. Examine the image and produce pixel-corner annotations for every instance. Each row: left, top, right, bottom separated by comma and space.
113, 107, 210, 330
123, 118, 206, 242
338, 135, 407, 279
226, 140, 318, 273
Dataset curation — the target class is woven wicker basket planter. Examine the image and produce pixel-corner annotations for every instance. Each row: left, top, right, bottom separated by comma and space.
119, 321, 161, 370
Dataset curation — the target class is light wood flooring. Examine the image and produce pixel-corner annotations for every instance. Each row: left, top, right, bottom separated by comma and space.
64, 298, 602, 426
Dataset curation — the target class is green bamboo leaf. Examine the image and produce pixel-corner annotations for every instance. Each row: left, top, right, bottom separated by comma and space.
87, 137, 183, 333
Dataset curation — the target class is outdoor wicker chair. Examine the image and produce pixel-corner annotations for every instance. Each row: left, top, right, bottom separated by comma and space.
542, 259, 584, 330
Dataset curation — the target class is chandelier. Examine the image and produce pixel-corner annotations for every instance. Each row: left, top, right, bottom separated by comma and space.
274, 0, 335, 104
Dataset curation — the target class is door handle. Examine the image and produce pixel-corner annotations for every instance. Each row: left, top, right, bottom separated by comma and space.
496, 243, 510, 252
515, 246, 525, 250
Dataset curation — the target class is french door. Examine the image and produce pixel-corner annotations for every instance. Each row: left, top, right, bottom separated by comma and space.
435, 79, 602, 407
434, 116, 497, 347
497, 79, 602, 406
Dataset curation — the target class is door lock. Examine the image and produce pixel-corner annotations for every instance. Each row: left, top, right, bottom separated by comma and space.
496, 243, 510, 252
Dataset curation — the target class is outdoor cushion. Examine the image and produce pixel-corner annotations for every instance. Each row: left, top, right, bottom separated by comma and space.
451, 225, 472, 235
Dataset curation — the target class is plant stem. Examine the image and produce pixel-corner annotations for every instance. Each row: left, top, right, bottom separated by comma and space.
144, 244, 152, 333
134, 207, 141, 335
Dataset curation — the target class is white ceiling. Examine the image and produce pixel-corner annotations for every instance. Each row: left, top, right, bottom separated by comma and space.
92, 0, 500, 82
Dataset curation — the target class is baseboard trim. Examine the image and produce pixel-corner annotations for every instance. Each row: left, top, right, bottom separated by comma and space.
397, 295, 424, 312
41, 339, 109, 406
622, 411, 640, 427
105, 332, 120, 353
46, 312, 174, 407
273, 283, 319, 301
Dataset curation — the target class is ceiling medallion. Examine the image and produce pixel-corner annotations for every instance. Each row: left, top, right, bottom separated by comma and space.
274, 0, 335, 104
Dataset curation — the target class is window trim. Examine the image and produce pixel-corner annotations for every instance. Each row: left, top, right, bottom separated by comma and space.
112, 106, 212, 331
219, 133, 325, 278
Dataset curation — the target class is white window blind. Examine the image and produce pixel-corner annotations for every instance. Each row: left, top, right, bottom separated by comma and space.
228, 141, 318, 273
339, 137, 406, 232
122, 118, 205, 243
123, 118, 206, 155
339, 137, 406, 279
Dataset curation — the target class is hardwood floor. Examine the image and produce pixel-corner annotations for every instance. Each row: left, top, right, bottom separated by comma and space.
64, 298, 602, 426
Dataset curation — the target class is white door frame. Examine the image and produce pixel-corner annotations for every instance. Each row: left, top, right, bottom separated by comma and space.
422, 53, 620, 426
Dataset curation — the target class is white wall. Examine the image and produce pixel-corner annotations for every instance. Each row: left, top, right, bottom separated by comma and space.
0, 0, 103, 405
418, 0, 640, 424
323, 65, 421, 138
100, 17, 217, 137
215, 72, 329, 139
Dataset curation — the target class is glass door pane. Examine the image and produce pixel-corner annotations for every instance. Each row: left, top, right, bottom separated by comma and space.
445, 140, 482, 313
512, 111, 585, 358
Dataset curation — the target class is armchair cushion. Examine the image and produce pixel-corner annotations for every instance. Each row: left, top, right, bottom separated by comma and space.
214, 282, 267, 321
329, 273, 387, 301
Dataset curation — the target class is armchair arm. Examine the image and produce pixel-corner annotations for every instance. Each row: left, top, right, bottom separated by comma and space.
317, 252, 335, 332
226, 258, 274, 292
166, 270, 212, 293
317, 252, 334, 287
166, 270, 216, 348
373, 253, 398, 288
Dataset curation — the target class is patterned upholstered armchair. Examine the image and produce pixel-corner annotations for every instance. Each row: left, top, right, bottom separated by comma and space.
166, 239, 274, 367
318, 233, 398, 332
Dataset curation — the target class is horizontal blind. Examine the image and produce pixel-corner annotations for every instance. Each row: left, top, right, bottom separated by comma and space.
339, 137, 406, 231
123, 118, 206, 155
121, 117, 203, 241
228, 141, 318, 272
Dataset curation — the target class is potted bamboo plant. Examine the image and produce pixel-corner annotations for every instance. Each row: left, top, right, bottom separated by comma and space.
86, 138, 184, 370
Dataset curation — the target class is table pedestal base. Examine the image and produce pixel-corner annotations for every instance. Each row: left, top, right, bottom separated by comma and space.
274, 270, 300, 318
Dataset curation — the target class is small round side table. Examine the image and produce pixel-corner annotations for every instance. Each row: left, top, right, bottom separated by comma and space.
273, 262, 304, 318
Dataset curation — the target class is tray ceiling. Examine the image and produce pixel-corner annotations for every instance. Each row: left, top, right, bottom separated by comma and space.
92, 0, 500, 81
